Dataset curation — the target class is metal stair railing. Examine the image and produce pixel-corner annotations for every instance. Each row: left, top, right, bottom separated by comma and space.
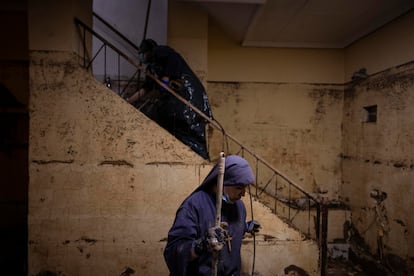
74, 17, 328, 275
92, 11, 143, 95
75, 16, 142, 96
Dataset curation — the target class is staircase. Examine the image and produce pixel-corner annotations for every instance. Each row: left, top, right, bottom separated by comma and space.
71, 15, 337, 275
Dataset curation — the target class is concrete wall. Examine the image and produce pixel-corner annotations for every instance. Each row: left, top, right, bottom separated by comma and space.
168, 1, 209, 85
341, 62, 414, 262
207, 82, 344, 199
207, 18, 345, 84
28, 51, 211, 275
28, 0, 91, 53
242, 198, 319, 275
345, 11, 414, 82
341, 10, 414, 266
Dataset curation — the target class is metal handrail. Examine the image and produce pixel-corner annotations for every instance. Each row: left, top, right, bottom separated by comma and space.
74, 16, 328, 275
93, 12, 139, 53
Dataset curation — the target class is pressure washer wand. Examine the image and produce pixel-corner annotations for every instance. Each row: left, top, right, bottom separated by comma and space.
212, 152, 225, 276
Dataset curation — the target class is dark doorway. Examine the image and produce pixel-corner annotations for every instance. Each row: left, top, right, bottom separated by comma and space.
0, 84, 28, 276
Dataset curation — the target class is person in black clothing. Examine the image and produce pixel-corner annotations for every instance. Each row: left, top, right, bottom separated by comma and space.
127, 39, 212, 160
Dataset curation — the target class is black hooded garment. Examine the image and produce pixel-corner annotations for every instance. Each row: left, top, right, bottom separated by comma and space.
163, 155, 255, 276
142, 45, 212, 160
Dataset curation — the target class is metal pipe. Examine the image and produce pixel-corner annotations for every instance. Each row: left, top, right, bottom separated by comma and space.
143, 0, 152, 40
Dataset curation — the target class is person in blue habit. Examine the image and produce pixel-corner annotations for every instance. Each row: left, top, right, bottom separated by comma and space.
163, 155, 261, 276
127, 38, 212, 160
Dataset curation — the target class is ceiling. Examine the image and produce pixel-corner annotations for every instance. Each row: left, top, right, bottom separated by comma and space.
185, 0, 414, 48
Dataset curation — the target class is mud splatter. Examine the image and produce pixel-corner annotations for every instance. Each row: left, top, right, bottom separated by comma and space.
32, 159, 74, 164
99, 160, 134, 167
120, 267, 135, 276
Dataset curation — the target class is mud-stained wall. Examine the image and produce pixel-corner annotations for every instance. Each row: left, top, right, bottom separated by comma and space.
341, 62, 414, 264
242, 198, 319, 275
28, 51, 212, 275
25, 2, 321, 275
28, 51, 320, 276
207, 81, 344, 199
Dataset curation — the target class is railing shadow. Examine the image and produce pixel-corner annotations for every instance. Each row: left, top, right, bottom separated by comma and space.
74, 16, 328, 275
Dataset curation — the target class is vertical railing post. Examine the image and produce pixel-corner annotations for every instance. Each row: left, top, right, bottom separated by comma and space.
307, 199, 311, 237
288, 183, 291, 220
117, 54, 121, 94
319, 201, 328, 276
274, 175, 278, 213
82, 26, 86, 67
255, 159, 259, 198
104, 45, 107, 81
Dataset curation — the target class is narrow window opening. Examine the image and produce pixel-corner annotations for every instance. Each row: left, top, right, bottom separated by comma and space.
363, 105, 377, 123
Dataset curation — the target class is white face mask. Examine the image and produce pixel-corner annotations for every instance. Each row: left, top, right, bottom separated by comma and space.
222, 193, 235, 204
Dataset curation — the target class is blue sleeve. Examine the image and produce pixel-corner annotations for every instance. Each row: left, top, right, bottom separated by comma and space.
163, 205, 198, 276
164, 191, 216, 276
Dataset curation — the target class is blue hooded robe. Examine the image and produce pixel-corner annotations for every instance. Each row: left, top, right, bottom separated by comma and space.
163, 155, 255, 276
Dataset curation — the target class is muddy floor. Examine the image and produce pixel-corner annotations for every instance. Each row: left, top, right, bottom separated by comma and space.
327, 259, 370, 276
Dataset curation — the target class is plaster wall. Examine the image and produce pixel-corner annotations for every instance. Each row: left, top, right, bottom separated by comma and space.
28, 0, 92, 53
341, 62, 414, 263
207, 19, 345, 84
28, 51, 211, 275
207, 82, 344, 200
345, 10, 414, 82
242, 198, 319, 275
206, 8, 414, 85
168, 0, 209, 85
